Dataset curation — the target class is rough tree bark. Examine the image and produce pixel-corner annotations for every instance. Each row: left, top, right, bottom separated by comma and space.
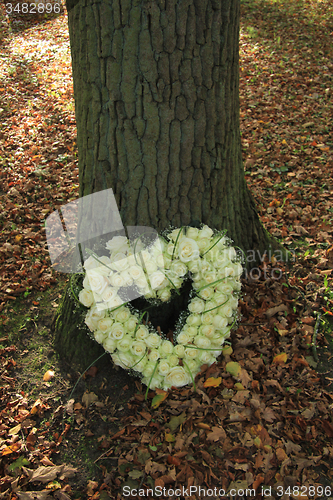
53, 0, 280, 368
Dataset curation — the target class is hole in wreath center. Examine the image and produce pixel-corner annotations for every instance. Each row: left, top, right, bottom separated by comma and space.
131, 280, 193, 338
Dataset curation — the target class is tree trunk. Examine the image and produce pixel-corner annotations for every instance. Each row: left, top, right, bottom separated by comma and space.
54, 0, 280, 368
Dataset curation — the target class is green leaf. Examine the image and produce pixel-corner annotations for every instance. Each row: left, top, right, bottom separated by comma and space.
151, 391, 168, 409
168, 411, 187, 432
226, 361, 242, 378
8, 456, 30, 472
149, 445, 157, 451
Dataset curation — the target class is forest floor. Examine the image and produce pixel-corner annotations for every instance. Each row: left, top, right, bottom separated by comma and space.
0, 0, 333, 499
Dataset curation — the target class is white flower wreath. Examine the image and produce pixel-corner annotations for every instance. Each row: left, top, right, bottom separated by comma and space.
78, 225, 242, 391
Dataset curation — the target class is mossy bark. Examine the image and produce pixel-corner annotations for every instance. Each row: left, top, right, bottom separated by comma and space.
55, 0, 283, 368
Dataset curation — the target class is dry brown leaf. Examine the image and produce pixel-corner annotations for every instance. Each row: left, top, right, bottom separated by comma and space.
207, 426, 226, 441
82, 392, 98, 408
43, 370, 54, 382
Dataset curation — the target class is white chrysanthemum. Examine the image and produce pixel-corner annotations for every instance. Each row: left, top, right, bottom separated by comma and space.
159, 340, 174, 357
97, 317, 113, 333
164, 366, 190, 389
213, 315, 229, 329
109, 322, 125, 340
148, 349, 160, 362
112, 351, 135, 369
145, 333, 162, 349
178, 238, 200, 263
79, 289, 94, 308
131, 341, 147, 357
114, 307, 131, 323
103, 337, 116, 353
158, 360, 171, 376
117, 334, 133, 352
186, 314, 202, 327
188, 297, 205, 314
135, 325, 149, 341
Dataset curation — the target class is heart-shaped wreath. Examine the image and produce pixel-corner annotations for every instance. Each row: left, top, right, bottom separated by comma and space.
78, 225, 242, 391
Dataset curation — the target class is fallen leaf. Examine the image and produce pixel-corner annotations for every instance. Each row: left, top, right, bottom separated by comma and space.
82, 392, 98, 408
226, 361, 242, 378
151, 391, 168, 409
204, 376, 222, 388
43, 370, 55, 382
273, 353, 287, 365
207, 426, 226, 441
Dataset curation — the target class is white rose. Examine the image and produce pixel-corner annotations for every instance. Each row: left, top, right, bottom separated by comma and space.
194, 335, 211, 349
183, 359, 200, 374
229, 279, 242, 292
159, 340, 174, 357
186, 314, 202, 327
124, 317, 138, 332
201, 312, 215, 325
83, 275, 92, 290
166, 242, 176, 256
110, 322, 126, 340
198, 225, 214, 239
107, 295, 124, 310
132, 355, 148, 372
186, 227, 199, 240
117, 334, 133, 352
158, 360, 171, 376
83, 255, 99, 271
145, 333, 162, 349
144, 289, 157, 299
187, 260, 201, 274
198, 286, 214, 301
119, 271, 133, 287
165, 272, 183, 289
131, 341, 147, 357
155, 253, 166, 269
145, 261, 158, 275
199, 351, 215, 365
170, 260, 188, 277
197, 237, 211, 253
213, 315, 229, 329
128, 265, 144, 280
96, 257, 113, 275
101, 286, 118, 303
202, 271, 216, 284
140, 250, 152, 263
112, 351, 135, 369
79, 289, 94, 308
182, 325, 198, 338
157, 288, 171, 302
103, 337, 116, 353
142, 362, 158, 378
110, 273, 126, 288
188, 297, 205, 314
228, 295, 239, 309
148, 349, 160, 362
106, 236, 128, 253
97, 317, 114, 333
178, 238, 200, 263
216, 283, 233, 295
199, 324, 216, 338
94, 331, 106, 344
86, 270, 109, 295
167, 354, 180, 367
136, 277, 150, 291
173, 344, 185, 358
168, 228, 183, 242
164, 366, 190, 389
85, 306, 105, 331
143, 374, 163, 390
111, 252, 130, 272
218, 304, 233, 318
176, 331, 191, 345
135, 325, 149, 341
114, 307, 131, 323
184, 346, 199, 359
149, 271, 168, 291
